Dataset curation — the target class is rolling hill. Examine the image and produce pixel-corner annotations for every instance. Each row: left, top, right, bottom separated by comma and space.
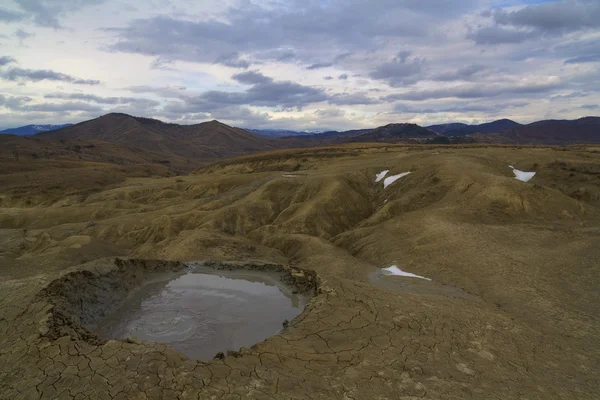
39, 113, 282, 167
498, 116, 600, 144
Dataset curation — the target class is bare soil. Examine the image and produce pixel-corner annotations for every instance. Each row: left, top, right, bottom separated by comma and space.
1, 144, 599, 399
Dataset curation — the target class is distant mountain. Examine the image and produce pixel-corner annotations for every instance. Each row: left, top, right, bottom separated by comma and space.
426, 123, 468, 134
444, 119, 522, 136
39, 113, 282, 169
0, 124, 72, 136
348, 123, 437, 142
247, 128, 319, 138
498, 117, 600, 144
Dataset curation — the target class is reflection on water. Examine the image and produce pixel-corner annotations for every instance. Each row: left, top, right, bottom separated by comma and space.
97, 270, 308, 360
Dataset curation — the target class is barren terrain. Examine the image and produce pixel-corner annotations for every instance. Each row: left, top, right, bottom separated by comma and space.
1, 144, 599, 399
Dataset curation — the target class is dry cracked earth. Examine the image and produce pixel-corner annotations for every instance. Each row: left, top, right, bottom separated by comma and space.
1, 145, 600, 399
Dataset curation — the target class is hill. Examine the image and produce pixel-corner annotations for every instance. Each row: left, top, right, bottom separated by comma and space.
0, 124, 73, 136
445, 119, 522, 136
426, 122, 468, 134
499, 116, 600, 144
344, 123, 437, 142
40, 113, 282, 168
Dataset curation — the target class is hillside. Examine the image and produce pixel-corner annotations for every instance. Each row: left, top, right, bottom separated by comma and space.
347, 123, 437, 142
499, 117, 600, 144
426, 122, 468, 134
445, 119, 522, 136
39, 113, 282, 167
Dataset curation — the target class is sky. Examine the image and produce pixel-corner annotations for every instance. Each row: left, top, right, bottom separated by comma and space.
0, 0, 599, 131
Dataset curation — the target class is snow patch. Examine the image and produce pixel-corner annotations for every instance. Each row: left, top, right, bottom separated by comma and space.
282, 174, 300, 178
508, 166, 536, 182
381, 265, 431, 281
383, 172, 411, 189
375, 170, 389, 183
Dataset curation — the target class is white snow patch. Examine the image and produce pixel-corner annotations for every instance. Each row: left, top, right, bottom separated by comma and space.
508, 166, 536, 182
375, 170, 389, 183
282, 174, 301, 178
383, 172, 411, 189
381, 265, 431, 281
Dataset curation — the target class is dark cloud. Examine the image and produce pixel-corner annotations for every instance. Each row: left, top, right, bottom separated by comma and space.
108, 1, 471, 65
164, 75, 328, 113
564, 54, 600, 64
307, 62, 333, 70
13, 0, 104, 28
467, 26, 533, 45
369, 51, 425, 87
314, 108, 346, 118
323, 76, 334, 80
232, 71, 273, 85
1, 68, 100, 85
44, 93, 159, 107
215, 53, 250, 69
383, 80, 563, 101
338, 73, 349, 80
15, 29, 34, 41
0, 8, 26, 22
492, 0, 600, 33
0, 94, 33, 109
581, 104, 599, 110
0, 56, 16, 66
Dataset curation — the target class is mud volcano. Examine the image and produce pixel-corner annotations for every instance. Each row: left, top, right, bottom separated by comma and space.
40, 259, 317, 360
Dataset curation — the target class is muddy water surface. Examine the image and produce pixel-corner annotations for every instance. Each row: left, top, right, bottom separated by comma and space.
97, 269, 308, 360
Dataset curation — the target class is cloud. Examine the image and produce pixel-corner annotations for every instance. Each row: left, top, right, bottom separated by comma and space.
323, 76, 334, 80
215, 53, 250, 69
307, 62, 333, 70
107, 1, 468, 66
369, 51, 425, 87
232, 71, 273, 85
467, 26, 534, 45
581, 104, 599, 110
13, 0, 104, 28
0, 94, 33, 108
0, 56, 16, 66
22, 102, 104, 112
15, 29, 34, 41
564, 54, 600, 64
430, 64, 488, 81
44, 92, 160, 107
383, 79, 563, 101
329, 92, 381, 105
126, 85, 187, 99
394, 101, 529, 114
0, 8, 26, 22
1, 67, 100, 85
492, 0, 600, 33
338, 73, 349, 80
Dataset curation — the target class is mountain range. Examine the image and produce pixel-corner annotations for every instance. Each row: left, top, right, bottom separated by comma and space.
1, 114, 598, 175
0, 124, 73, 136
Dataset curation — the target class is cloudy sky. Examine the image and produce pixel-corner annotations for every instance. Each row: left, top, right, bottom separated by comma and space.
0, 0, 599, 131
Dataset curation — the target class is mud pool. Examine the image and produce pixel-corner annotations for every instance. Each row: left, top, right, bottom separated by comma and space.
96, 269, 309, 360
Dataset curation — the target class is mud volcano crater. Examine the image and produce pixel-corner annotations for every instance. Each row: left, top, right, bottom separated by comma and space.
39, 259, 319, 360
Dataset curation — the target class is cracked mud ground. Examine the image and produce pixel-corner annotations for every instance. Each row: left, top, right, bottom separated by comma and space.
1, 145, 600, 399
